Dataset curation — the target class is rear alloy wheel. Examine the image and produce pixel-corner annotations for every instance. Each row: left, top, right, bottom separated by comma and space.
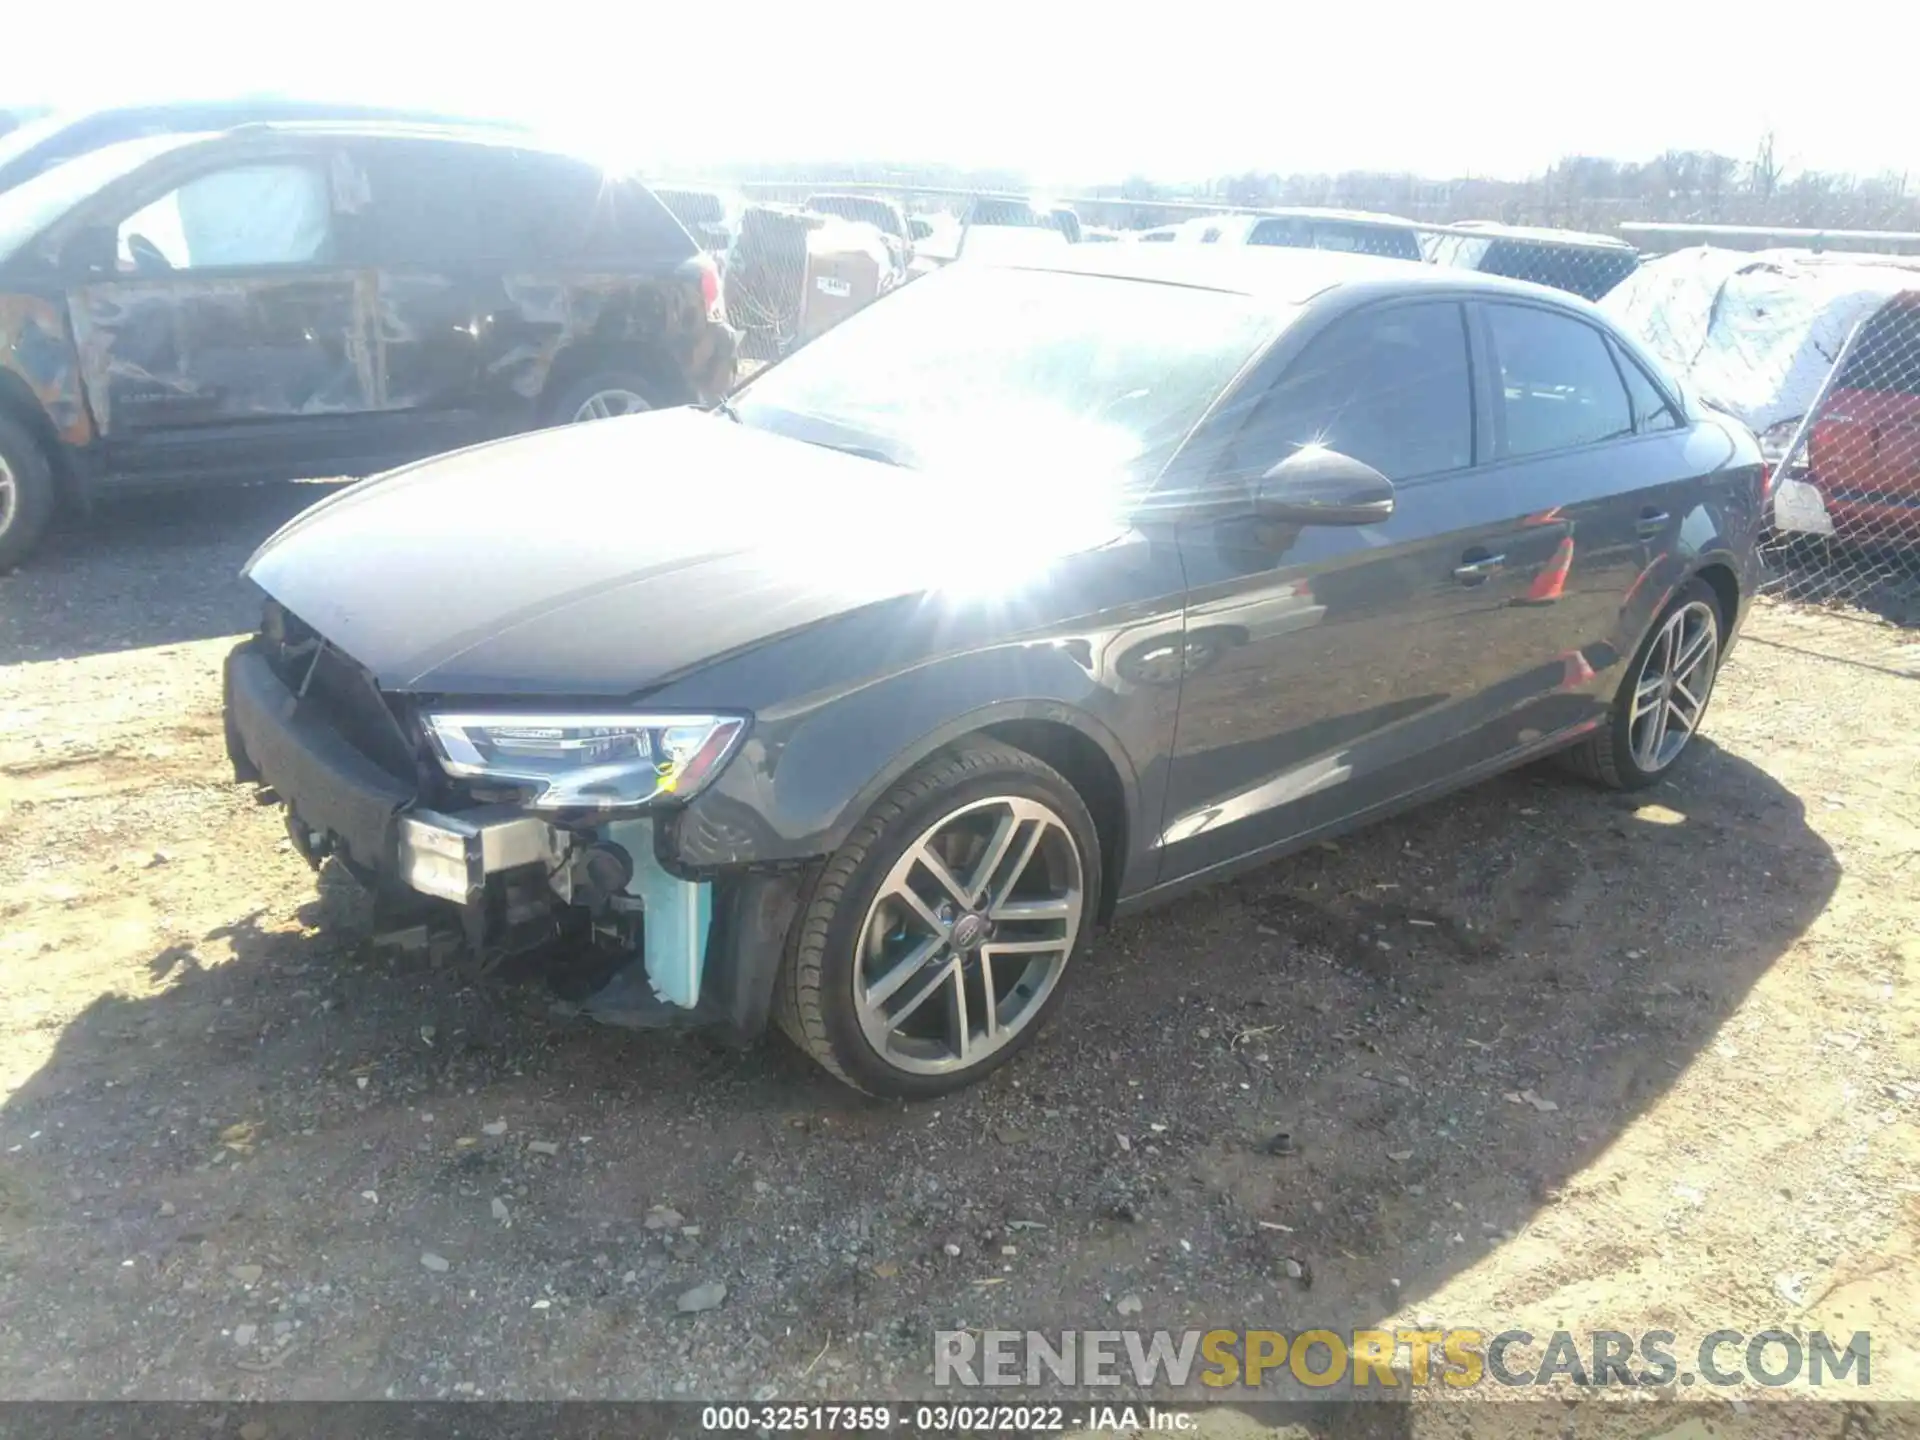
1562, 577, 1723, 790
570, 388, 651, 424
776, 742, 1100, 1098
544, 370, 660, 428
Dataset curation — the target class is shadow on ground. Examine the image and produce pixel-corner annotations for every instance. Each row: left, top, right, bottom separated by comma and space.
0, 482, 344, 665
1761, 536, 1920, 629
0, 741, 1843, 1402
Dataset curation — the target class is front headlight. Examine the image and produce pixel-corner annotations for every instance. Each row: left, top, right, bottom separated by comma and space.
422, 712, 746, 812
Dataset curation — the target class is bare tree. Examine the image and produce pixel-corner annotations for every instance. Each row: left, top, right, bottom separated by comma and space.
1750, 129, 1785, 201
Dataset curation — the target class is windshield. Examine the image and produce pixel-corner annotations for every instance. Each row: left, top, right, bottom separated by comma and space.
734, 265, 1283, 492
0, 135, 189, 264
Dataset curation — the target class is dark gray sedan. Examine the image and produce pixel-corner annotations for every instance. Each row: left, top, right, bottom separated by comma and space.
225, 248, 1765, 1097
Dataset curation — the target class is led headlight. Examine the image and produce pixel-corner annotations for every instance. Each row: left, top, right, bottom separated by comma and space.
422, 711, 746, 812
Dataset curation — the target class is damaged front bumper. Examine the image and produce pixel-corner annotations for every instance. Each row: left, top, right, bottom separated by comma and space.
223, 638, 799, 1042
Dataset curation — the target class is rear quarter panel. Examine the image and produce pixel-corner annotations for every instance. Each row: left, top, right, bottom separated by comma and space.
482, 268, 734, 410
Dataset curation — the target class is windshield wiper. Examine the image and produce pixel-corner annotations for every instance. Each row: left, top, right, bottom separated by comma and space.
710, 397, 743, 423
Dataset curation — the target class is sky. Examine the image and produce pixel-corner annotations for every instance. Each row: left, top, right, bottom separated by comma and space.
6, 0, 1914, 186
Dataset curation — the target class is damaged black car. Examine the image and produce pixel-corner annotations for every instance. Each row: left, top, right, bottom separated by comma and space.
226, 248, 1763, 1098
0, 121, 735, 569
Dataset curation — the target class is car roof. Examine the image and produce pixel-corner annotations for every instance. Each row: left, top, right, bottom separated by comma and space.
222, 118, 550, 148
999, 243, 1597, 308
74, 121, 645, 176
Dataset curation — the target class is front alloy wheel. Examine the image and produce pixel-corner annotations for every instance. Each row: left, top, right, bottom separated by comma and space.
854, 795, 1083, 1076
775, 741, 1101, 1097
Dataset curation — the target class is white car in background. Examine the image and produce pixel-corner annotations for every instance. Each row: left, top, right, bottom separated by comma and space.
1602, 246, 1920, 539
1140, 209, 1425, 261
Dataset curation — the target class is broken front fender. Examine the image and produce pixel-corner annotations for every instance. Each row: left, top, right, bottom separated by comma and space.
0, 290, 92, 447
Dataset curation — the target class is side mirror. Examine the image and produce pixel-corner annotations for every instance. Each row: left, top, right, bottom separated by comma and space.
1255, 446, 1395, 526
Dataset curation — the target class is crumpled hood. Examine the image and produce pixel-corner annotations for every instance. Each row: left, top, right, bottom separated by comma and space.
243, 407, 1124, 696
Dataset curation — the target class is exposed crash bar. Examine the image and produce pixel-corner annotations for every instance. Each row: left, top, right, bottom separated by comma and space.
396, 807, 562, 905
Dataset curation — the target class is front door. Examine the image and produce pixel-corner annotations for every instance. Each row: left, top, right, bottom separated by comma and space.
1159, 298, 1569, 886
66, 151, 378, 483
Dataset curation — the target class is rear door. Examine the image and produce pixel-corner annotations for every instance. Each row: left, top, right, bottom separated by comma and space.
1469, 297, 1701, 742
1161, 297, 1557, 883
65, 145, 379, 482
461, 148, 716, 411
335, 138, 521, 457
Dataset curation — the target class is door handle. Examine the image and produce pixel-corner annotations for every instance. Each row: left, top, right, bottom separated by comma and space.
1636, 509, 1671, 539
1453, 552, 1506, 584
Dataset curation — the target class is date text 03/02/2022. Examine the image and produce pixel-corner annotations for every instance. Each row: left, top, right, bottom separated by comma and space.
698, 1404, 1195, 1431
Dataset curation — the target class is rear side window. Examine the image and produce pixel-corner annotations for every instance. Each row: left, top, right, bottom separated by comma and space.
351, 144, 694, 266
1240, 301, 1474, 482
482, 153, 694, 264
1484, 303, 1634, 457
1835, 303, 1920, 397
1610, 339, 1681, 432
352, 143, 484, 265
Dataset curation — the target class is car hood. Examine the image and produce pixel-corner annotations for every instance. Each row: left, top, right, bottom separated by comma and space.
244, 407, 1129, 697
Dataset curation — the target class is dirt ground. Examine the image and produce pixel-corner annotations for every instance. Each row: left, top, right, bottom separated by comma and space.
1, 490, 1917, 1419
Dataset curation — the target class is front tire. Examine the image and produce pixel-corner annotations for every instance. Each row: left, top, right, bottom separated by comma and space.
774, 741, 1101, 1099
0, 413, 57, 574
1562, 577, 1724, 790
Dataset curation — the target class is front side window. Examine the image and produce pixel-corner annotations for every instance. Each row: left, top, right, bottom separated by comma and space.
1237, 301, 1474, 482
116, 162, 332, 271
1484, 302, 1634, 457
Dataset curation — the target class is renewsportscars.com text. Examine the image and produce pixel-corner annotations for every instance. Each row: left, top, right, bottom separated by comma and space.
935, 1328, 1872, 1390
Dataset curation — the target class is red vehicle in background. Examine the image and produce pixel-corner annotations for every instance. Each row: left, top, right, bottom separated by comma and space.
1809, 293, 1920, 545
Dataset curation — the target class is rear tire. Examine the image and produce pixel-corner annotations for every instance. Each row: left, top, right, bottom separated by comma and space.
774, 741, 1101, 1099
0, 412, 57, 574
544, 371, 659, 427
1560, 577, 1725, 790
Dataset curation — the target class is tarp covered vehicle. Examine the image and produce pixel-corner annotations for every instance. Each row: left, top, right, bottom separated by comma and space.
1602, 246, 1920, 543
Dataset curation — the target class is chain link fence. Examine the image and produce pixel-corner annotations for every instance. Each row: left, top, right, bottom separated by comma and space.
1749, 298, 1920, 623
657, 184, 1920, 624
1600, 248, 1920, 624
